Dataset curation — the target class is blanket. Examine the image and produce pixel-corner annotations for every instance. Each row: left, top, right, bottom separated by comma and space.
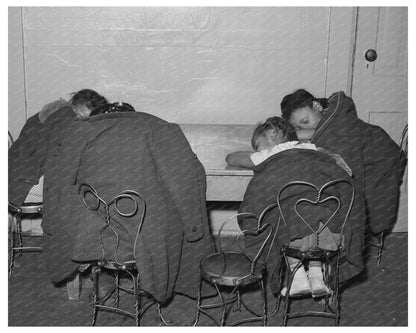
312, 91, 403, 234
239, 149, 365, 294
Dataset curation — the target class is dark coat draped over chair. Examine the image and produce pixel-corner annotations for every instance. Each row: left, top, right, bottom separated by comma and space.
41, 112, 214, 303
8, 103, 75, 204
311, 91, 403, 234
239, 149, 364, 294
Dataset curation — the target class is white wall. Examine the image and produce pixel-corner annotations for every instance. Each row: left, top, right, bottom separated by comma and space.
9, 7, 27, 139
10, 7, 353, 128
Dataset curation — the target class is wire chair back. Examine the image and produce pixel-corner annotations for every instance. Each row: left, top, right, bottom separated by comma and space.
79, 183, 146, 265
216, 203, 281, 279
276, 179, 355, 250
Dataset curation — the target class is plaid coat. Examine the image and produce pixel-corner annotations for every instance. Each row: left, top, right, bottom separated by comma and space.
42, 112, 214, 303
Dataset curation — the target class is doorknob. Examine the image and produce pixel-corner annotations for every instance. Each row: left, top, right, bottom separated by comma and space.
364, 49, 378, 62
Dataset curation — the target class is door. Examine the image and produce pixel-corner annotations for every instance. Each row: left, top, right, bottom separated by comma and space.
351, 7, 408, 232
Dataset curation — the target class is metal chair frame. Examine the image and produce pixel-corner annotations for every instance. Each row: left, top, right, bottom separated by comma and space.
79, 183, 166, 326
8, 131, 44, 277
275, 179, 355, 326
193, 203, 280, 326
8, 202, 43, 277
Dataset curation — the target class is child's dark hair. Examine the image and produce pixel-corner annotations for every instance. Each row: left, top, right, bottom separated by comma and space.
280, 89, 328, 120
69, 89, 108, 115
251, 117, 297, 150
90, 102, 136, 116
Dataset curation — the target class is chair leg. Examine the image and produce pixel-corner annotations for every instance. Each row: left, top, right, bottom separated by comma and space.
91, 266, 100, 326
282, 256, 296, 326
260, 279, 267, 326
115, 272, 120, 308
282, 271, 291, 326
334, 255, 341, 326
376, 232, 385, 270
9, 219, 16, 278
214, 283, 227, 326
192, 277, 203, 326
235, 290, 241, 311
16, 217, 23, 253
132, 274, 141, 326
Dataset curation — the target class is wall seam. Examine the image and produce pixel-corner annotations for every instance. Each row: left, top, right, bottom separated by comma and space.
347, 7, 359, 98
20, 7, 28, 121
323, 7, 332, 97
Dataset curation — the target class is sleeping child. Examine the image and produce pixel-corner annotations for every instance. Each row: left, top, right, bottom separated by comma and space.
226, 117, 352, 175
226, 116, 352, 297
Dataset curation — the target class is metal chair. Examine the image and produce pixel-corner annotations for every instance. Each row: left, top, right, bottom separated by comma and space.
275, 179, 354, 326
79, 183, 167, 326
8, 202, 43, 277
8, 131, 44, 277
368, 124, 408, 270
193, 204, 279, 326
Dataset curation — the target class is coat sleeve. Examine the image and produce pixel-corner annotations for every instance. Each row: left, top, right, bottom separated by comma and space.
362, 124, 401, 233
149, 122, 207, 242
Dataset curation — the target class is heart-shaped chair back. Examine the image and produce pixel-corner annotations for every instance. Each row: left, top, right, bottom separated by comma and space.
276, 179, 354, 249
217, 205, 280, 275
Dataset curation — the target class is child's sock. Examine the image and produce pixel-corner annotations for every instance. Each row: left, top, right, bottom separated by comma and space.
281, 257, 310, 296
307, 261, 329, 298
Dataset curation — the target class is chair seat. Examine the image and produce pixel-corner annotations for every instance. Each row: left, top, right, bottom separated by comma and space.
9, 202, 43, 214
200, 251, 264, 287
282, 246, 339, 261
96, 260, 136, 271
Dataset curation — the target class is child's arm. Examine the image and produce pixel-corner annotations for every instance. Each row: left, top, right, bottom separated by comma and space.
225, 151, 255, 169
296, 128, 315, 142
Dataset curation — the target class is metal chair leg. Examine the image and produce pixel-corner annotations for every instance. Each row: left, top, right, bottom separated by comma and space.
213, 283, 227, 326
9, 220, 16, 278
91, 267, 99, 326
115, 272, 120, 308
260, 279, 267, 326
192, 277, 203, 326
16, 216, 23, 254
133, 274, 141, 326
376, 232, 385, 270
334, 254, 341, 326
282, 265, 292, 326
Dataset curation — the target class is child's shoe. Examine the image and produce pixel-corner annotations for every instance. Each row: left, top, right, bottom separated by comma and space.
281, 265, 311, 297
307, 265, 329, 298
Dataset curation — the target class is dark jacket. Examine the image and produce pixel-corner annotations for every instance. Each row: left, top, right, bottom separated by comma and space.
311, 91, 402, 234
8, 104, 75, 204
239, 149, 364, 294
42, 112, 214, 303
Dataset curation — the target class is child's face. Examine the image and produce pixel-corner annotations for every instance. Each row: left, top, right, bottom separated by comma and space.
289, 106, 322, 130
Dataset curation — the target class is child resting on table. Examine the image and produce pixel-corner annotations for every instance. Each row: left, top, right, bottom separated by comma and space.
226, 116, 351, 298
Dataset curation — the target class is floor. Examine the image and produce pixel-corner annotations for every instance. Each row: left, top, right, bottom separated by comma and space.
8, 232, 407, 326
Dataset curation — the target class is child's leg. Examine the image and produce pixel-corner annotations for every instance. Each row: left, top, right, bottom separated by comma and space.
281, 256, 310, 296
308, 261, 329, 297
